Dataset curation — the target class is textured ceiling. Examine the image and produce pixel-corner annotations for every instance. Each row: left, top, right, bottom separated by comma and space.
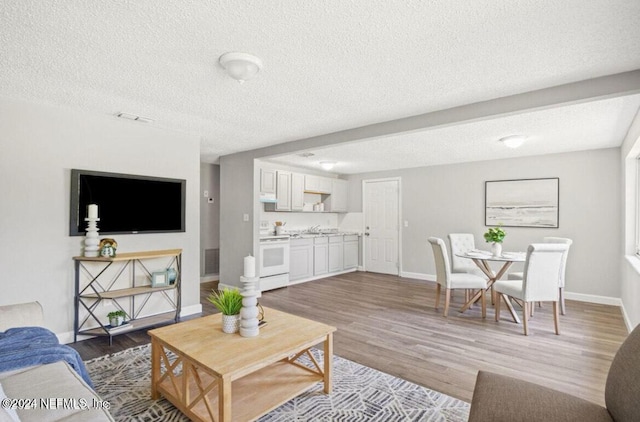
265, 95, 640, 174
1, 1, 640, 169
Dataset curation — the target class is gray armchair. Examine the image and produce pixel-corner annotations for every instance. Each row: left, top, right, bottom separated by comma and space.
468, 323, 640, 421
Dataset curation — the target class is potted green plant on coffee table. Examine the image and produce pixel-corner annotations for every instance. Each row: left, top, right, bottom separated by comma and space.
208, 288, 243, 333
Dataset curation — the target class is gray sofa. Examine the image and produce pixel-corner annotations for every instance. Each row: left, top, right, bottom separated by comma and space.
0, 302, 114, 422
468, 323, 640, 421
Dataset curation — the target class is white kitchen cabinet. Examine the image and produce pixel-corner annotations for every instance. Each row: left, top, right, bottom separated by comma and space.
343, 235, 359, 269
328, 236, 344, 272
304, 175, 332, 194
319, 177, 333, 194
291, 172, 305, 211
290, 238, 313, 281
326, 179, 348, 212
313, 237, 329, 275
260, 168, 276, 194
275, 171, 291, 211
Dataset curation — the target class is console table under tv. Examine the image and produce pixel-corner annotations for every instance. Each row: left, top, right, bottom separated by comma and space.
73, 249, 182, 345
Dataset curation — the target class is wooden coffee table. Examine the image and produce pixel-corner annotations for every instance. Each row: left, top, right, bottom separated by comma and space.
148, 307, 336, 422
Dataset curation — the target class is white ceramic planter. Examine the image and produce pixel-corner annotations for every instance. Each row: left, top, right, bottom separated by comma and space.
109, 316, 124, 327
222, 314, 240, 334
491, 242, 502, 257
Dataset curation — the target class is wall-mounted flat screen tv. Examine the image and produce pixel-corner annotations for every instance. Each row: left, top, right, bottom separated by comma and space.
70, 169, 186, 236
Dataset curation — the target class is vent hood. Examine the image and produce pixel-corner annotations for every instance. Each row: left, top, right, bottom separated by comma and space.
259, 192, 277, 203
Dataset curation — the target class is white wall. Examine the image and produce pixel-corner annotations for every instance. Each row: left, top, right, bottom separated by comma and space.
0, 98, 201, 340
346, 148, 621, 300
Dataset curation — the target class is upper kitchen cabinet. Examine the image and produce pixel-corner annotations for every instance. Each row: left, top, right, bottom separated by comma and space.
275, 171, 292, 211
260, 168, 276, 194
264, 170, 291, 211
304, 175, 332, 194
291, 173, 305, 211
325, 179, 348, 212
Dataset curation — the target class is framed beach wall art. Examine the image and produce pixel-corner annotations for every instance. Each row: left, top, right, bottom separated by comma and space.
485, 178, 559, 228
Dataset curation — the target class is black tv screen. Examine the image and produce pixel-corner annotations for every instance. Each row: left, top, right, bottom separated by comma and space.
70, 169, 186, 236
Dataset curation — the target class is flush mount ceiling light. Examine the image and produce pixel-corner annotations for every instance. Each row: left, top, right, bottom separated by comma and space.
320, 161, 336, 171
499, 135, 527, 149
219, 52, 263, 84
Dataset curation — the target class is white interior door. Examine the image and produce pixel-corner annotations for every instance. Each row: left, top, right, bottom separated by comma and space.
364, 179, 400, 275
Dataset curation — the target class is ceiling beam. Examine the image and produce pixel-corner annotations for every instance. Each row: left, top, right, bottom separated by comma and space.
245, 69, 640, 160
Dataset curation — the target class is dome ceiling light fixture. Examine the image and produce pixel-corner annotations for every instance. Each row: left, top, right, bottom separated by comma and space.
219, 52, 263, 84
320, 161, 336, 171
499, 135, 527, 149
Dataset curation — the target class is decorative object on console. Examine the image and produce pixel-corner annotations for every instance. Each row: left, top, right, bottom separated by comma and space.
107, 310, 126, 327
240, 254, 260, 338
207, 288, 243, 334
98, 238, 117, 258
151, 270, 169, 287
83, 204, 100, 257
166, 267, 177, 285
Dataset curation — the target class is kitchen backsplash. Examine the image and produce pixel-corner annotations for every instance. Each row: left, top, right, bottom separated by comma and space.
261, 211, 363, 234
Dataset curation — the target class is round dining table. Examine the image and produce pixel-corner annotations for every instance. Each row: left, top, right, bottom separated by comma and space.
456, 250, 526, 323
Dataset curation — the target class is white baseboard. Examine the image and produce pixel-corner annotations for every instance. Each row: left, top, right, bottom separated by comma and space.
563, 291, 623, 307
200, 275, 219, 283
620, 303, 633, 333
180, 304, 202, 317
400, 271, 436, 282
58, 332, 75, 345
217, 281, 238, 291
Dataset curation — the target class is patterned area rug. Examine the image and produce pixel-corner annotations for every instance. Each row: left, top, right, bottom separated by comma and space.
85, 344, 469, 421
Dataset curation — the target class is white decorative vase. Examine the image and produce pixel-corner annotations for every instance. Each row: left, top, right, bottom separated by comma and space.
222, 314, 240, 334
491, 242, 502, 258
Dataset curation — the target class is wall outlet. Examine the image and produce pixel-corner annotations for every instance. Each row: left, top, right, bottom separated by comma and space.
203, 190, 209, 197
243, 213, 249, 222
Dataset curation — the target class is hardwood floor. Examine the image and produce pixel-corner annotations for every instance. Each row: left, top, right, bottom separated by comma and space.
70, 272, 628, 406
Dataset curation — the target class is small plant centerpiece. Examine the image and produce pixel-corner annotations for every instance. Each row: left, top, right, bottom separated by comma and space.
484, 225, 506, 257
208, 288, 243, 333
107, 310, 126, 327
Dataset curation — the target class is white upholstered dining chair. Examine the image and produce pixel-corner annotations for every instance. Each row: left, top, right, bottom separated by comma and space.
507, 237, 572, 315
448, 233, 486, 278
428, 237, 488, 318
494, 243, 569, 335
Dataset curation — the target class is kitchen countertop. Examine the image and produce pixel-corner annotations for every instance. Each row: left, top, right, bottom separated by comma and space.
288, 231, 361, 239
